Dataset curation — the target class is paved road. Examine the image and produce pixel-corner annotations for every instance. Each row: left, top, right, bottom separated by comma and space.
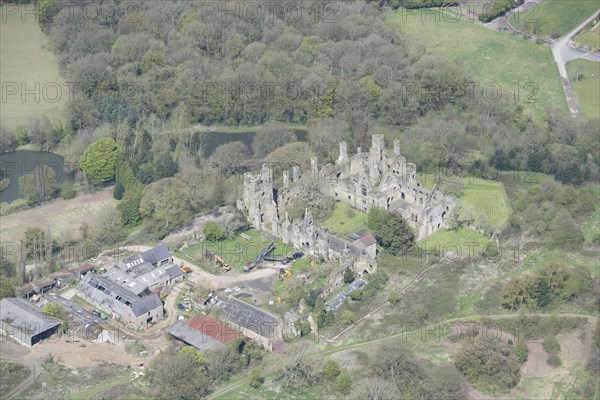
479, 1, 599, 117
484, 0, 544, 31
46, 293, 105, 339
552, 10, 600, 79
551, 9, 600, 115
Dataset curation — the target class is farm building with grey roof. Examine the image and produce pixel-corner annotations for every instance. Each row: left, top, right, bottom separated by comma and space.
220, 296, 282, 350
77, 273, 163, 328
0, 297, 61, 347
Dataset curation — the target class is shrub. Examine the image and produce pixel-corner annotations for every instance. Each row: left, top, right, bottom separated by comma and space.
547, 354, 562, 367
323, 360, 341, 381
513, 342, 528, 364
543, 335, 561, 355
340, 310, 355, 325
343, 268, 355, 284
113, 182, 125, 200
388, 292, 400, 304
61, 183, 77, 200
248, 369, 265, 389
336, 372, 352, 395
455, 336, 521, 392
349, 289, 363, 301
203, 221, 225, 242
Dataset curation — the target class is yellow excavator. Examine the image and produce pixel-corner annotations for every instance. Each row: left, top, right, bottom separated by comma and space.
215, 255, 231, 272
279, 267, 293, 279
179, 262, 191, 274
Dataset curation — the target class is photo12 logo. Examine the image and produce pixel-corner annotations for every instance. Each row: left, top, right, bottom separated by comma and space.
197, 1, 340, 24
0, 1, 141, 24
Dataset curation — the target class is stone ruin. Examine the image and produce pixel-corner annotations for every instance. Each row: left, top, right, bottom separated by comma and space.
237, 134, 455, 292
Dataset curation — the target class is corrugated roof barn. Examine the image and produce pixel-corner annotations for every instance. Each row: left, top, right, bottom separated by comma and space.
0, 297, 61, 346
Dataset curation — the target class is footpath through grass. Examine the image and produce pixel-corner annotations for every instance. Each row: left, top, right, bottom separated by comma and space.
509, 0, 599, 37
387, 8, 568, 121
566, 59, 600, 120
0, 4, 66, 129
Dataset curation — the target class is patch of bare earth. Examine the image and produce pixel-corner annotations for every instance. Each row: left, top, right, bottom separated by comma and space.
508, 328, 589, 399
1, 336, 139, 370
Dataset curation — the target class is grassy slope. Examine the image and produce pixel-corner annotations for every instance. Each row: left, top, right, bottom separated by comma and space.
418, 226, 490, 254
0, 5, 66, 129
581, 209, 600, 242
0, 360, 30, 396
510, 0, 599, 37
461, 178, 511, 228
0, 189, 116, 244
387, 9, 568, 121
566, 59, 600, 120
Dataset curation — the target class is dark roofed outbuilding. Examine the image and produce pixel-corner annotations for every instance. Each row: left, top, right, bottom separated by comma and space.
165, 264, 184, 281
130, 294, 163, 317
221, 297, 279, 343
141, 244, 172, 267
0, 298, 61, 347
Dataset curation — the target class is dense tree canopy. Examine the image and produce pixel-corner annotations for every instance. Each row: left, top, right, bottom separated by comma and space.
139, 177, 193, 238
79, 137, 122, 184
454, 336, 522, 392
368, 207, 415, 255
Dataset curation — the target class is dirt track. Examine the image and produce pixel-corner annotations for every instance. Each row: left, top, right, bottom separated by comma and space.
123, 245, 278, 289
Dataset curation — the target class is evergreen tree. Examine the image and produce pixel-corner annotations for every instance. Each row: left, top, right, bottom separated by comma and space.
368, 207, 415, 255
535, 277, 551, 308
113, 181, 125, 200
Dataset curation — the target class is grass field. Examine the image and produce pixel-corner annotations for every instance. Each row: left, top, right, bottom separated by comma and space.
0, 4, 66, 130
319, 202, 369, 239
0, 189, 116, 245
418, 227, 490, 255
180, 229, 286, 271
461, 178, 511, 228
510, 0, 599, 37
567, 59, 600, 120
574, 25, 600, 49
419, 174, 512, 229
387, 8, 568, 121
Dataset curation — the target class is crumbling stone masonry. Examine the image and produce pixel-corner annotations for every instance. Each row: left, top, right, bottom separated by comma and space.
323, 134, 455, 240
238, 134, 455, 286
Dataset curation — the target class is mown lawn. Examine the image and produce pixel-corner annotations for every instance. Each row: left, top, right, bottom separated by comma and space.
180, 229, 287, 271
566, 59, 600, 120
460, 178, 511, 229
574, 25, 600, 49
418, 227, 490, 256
0, 4, 66, 129
510, 0, 599, 37
419, 175, 511, 229
319, 202, 369, 239
387, 8, 568, 121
